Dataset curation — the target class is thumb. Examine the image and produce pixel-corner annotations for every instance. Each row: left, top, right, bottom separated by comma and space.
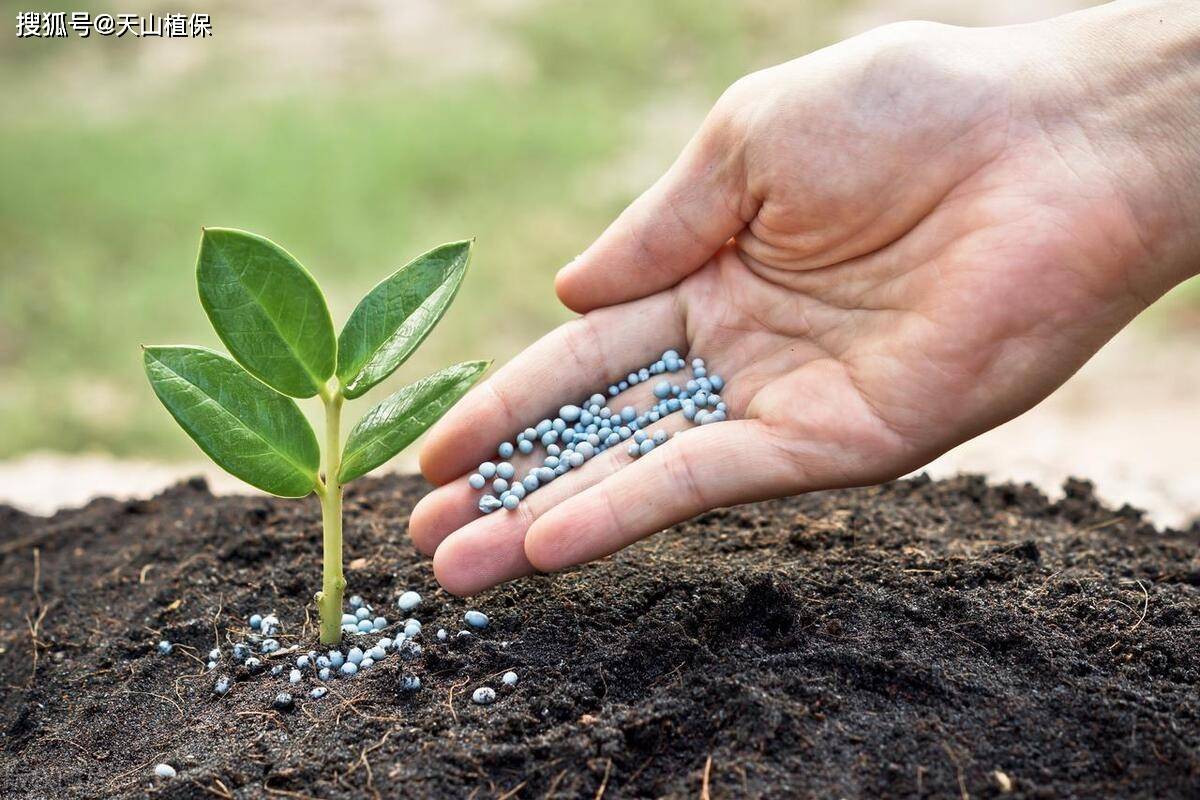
555, 101, 752, 313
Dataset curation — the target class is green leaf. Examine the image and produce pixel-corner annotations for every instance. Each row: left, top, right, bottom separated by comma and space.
336, 240, 473, 399
143, 345, 321, 497
197, 227, 336, 398
339, 360, 489, 483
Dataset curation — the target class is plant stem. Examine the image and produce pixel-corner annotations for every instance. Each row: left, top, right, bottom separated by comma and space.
317, 386, 345, 645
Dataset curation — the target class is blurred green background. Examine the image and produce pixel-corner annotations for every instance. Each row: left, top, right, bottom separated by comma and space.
1, 0, 1196, 469
0, 0, 844, 459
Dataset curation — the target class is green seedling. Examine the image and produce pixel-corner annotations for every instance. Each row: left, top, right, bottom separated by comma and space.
144, 228, 488, 644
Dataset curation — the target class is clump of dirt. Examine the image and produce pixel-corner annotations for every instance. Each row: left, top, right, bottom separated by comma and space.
1, 474, 1197, 798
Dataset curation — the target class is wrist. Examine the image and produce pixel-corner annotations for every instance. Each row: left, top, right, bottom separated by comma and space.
1036, 1, 1200, 291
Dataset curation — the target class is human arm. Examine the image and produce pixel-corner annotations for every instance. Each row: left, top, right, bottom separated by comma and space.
412, 0, 1200, 594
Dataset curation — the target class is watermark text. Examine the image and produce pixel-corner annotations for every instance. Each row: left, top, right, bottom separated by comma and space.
15, 11, 212, 38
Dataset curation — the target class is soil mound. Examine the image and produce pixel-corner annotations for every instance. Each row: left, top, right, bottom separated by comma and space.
1, 474, 1197, 798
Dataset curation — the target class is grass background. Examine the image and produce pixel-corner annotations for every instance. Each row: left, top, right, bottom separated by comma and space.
0, 0, 1194, 461
0, 0, 844, 458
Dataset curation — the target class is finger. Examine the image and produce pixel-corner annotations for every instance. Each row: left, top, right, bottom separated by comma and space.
433, 517, 535, 597
415, 370, 697, 559
418, 291, 685, 485
431, 411, 698, 595
554, 113, 750, 313
412, 425, 591, 556
408, 481, 478, 556
431, 442, 623, 595
524, 420, 798, 572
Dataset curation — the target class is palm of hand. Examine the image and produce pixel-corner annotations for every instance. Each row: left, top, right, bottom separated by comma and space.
667, 23, 1152, 493
413, 22, 1158, 595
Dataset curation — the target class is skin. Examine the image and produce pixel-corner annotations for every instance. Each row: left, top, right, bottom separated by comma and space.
413, 1, 1200, 595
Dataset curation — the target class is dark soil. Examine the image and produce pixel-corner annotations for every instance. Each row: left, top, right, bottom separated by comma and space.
1, 474, 1198, 799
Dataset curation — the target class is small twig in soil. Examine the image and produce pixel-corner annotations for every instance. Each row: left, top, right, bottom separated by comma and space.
24, 604, 50, 688
941, 742, 969, 800
447, 676, 471, 724
543, 769, 569, 799
125, 690, 186, 720
329, 689, 396, 726
139, 563, 154, 583
349, 711, 408, 725
32, 547, 42, 603
199, 779, 235, 799
175, 551, 206, 575
700, 755, 713, 800
627, 751, 658, 785
1126, 579, 1150, 631
24, 548, 53, 689
594, 759, 612, 800
102, 552, 137, 583
346, 730, 392, 779
943, 626, 987, 653
298, 703, 320, 726
485, 666, 522, 681
211, 600, 224, 651
649, 661, 686, 689
496, 780, 528, 800
0, 526, 65, 555
102, 758, 157, 795
176, 644, 206, 668
363, 755, 380, 800
263, 782, 322, 799
264, 645, 300, 660
42, 736, 100, 764
173, 673, 193, 706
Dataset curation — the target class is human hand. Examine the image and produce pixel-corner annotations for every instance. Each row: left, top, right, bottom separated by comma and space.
412, 1, 1200, 595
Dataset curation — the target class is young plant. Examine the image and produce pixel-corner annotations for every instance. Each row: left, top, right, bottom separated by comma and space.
144, 228, 488, 644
